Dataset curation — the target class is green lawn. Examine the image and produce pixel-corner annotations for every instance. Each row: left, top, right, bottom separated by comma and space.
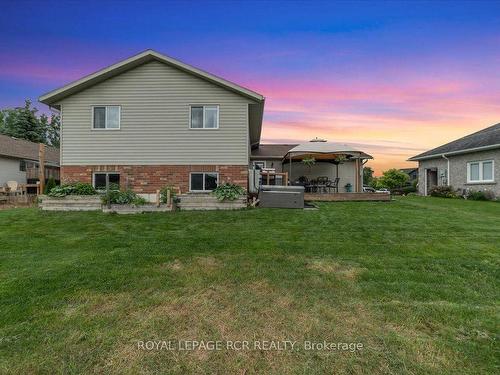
0, 197, 498, 374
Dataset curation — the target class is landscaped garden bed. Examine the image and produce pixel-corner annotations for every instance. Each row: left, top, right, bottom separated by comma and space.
39, 195, 102, 211
102, 203, 175, 214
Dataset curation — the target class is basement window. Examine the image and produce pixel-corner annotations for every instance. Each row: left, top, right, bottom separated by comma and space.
93, 172, 120, 191
190, 172, 218, 192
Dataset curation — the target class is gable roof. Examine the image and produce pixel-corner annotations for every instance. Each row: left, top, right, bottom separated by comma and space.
409, 123, 500, 161
0, 134, 60, 165
250, 144, 298, 159
39, 49, 265, 106
39, 49, 265, 147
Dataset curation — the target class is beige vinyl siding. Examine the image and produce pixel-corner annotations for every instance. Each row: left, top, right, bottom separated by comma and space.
58, 61, 254, 165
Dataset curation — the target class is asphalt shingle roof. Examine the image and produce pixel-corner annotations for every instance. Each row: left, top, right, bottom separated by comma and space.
409, 123, 500, 160
250, 144, 298, 159
0, 134, 60, 165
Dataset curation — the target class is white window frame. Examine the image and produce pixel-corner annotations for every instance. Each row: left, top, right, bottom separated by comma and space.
91, 105, 121, 130
189, 105, 219, 129
467, 160, 494, 183
252, 161, 266, 169
189, 172, 219, 192
92, 172, 121, 191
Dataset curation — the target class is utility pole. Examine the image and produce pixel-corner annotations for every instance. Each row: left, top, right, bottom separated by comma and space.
39, 143, 45, 194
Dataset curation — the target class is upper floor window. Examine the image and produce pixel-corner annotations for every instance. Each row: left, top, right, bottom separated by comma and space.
19, 160, 26, 172
190, 105, 219, 129
93, 106, 120, 129
467, 160, 494, 183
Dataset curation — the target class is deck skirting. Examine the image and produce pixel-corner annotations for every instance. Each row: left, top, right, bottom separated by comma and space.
304, 193, 391, 201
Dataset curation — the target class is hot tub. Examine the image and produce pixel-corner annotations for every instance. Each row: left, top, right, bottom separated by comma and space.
258, 185, 305, 209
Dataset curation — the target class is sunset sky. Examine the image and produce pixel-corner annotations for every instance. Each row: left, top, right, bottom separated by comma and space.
1, 0, 499, 174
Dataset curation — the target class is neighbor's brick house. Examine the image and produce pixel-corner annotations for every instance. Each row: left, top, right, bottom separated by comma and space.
408, 123, 500, 196
39, 50, 264, 199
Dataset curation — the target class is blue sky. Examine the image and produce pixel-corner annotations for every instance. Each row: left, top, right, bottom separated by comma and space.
1, 0, 499, 171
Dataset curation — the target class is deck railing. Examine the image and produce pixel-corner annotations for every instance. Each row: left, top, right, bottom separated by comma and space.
26, 167, 60, 180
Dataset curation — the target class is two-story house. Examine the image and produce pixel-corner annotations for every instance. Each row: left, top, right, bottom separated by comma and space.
39, 50, 265, 199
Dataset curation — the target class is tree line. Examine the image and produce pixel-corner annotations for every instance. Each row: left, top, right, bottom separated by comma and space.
363, 166, 412, 190
0, 100, 60, 147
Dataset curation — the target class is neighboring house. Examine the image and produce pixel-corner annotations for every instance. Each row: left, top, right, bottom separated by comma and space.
408, 123, 500, 196
39, 50, 265, 198
0, 134, 60, 186
250, 144, 298, 172
399, 168, 418, 183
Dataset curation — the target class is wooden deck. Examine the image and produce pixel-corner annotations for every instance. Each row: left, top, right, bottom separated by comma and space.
304, 192, 391, 201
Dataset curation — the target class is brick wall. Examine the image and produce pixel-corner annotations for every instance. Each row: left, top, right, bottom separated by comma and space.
61, 165, 248, 193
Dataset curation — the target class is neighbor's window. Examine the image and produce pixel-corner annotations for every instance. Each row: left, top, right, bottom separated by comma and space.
93, 106, 120, 129
19, 160, 26, 172
190, 172, 218, 191
253, 161, 266, 170
467, 160, 494, 183
93, 172, 120, 190
190, 105, 219, 129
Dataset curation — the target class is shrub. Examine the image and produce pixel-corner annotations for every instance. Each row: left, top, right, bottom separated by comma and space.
402, 185, 417, 194
391, 185, 416, 195
72, 182, 97, 195
44, 177, 57, 194
466, 190, 496, 201
429, 185, 457, 198
212, 183, 246, 201
160, 186, 177, 204
101, 190, 147, 205
48, 183, 96, 197
377, 169, 409, 190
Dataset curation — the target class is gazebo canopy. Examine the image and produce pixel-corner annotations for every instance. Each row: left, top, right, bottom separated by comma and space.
283, 141, 373, 161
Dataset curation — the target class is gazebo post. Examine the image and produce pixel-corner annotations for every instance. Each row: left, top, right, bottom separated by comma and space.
288, 153, 292, 185
355, 158, 361, 192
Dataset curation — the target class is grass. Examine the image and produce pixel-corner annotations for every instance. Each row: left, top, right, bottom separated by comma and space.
0, 196, 498, 374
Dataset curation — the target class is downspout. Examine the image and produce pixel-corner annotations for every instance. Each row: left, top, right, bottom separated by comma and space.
442, 154, 450, 186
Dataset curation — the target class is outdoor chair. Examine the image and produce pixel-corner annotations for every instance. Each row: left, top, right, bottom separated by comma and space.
0, 186, 7, 204
326, 177, 340, 193
294, 176, 309, 186
6, 181, 22, 196
306, 178, 317, 193
316, 176, 329, 193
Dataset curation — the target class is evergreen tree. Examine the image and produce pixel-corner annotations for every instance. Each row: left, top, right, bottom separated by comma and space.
0, 100, 60, 146
46, 114, 60, 147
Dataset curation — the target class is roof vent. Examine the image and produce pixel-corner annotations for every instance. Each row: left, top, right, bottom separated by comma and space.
310, 137, 327, 142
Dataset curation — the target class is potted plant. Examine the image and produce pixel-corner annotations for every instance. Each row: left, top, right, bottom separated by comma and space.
345, 183, 352, 192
